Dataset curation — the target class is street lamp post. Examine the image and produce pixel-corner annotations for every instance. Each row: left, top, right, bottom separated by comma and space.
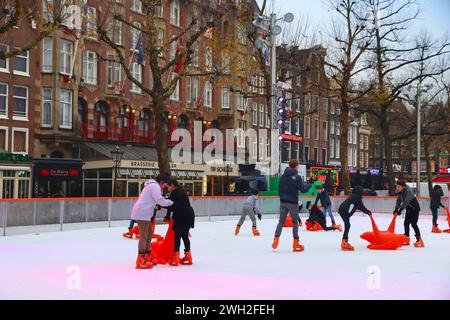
416, 87, 421, 196
111, 146, 124, 197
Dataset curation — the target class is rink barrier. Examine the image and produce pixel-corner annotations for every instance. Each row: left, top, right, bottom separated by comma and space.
0, 195, 447, 236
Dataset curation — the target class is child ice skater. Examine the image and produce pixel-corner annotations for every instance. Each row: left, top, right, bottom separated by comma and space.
430, 185, 445, 233
394, 180, 424, 247
131, 174, 173, 269
314, 184, 337, 228
338, 186, 372, 251
306, 201, 342, 231
166, 179, 195, 266
235, 189, 262, 236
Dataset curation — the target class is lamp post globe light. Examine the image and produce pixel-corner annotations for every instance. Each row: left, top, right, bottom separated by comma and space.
253, 11, 294, 176
111, 146, 124, 197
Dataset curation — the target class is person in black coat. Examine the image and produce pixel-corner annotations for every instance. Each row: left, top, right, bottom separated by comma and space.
338, 185, 372, 251
430, 185, 445, 232
166, 179, 195, 266
306, 201, 341, 231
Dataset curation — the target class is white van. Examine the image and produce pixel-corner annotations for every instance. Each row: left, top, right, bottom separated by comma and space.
405, 182, 449, 197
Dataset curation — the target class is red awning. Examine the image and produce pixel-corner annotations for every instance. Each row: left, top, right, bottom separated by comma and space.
432, 176, 450, 183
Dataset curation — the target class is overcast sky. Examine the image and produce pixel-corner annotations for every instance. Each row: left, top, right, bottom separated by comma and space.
256, 0, 450, 40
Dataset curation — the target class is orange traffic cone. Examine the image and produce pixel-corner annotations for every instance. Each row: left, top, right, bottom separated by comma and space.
443, 207, 450, 233
284, 215, 293, 227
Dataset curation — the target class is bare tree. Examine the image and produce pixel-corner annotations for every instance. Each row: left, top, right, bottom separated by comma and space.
0, 0, 68, 59
323, 0, 373, 194
361, 0, 450, 194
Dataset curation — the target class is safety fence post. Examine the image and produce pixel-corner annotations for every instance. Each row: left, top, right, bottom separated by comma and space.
3, 201, 7, 237
60, 200, 64, 232
108, 199, 112, 228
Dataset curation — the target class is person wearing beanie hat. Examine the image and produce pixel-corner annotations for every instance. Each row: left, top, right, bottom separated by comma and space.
337, 185, 372, 251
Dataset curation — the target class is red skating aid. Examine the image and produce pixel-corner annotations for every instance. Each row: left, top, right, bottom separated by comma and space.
360, 214, 410, 250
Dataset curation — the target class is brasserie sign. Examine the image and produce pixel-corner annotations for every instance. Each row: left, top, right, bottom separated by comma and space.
0, 152, 31, 162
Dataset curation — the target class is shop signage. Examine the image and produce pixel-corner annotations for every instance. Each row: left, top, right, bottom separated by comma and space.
0, 152, 31, 162
129, 161, 178, 169
368, 169, 380, 175
439, 151, 449, 157
280, 134, 302, 142
439, 168, 448, 174
39, 169, 79, 177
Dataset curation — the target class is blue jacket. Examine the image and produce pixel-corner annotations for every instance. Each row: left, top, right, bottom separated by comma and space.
314, 190, 331, 207
279, 167, 311, 204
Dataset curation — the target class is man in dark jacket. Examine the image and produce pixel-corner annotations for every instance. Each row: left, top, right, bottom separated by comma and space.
338, 185, 372, 251
306, 201, 341, 231
272, 160, 312, 252
394, 180, 423, 247
430, 185, 445, 233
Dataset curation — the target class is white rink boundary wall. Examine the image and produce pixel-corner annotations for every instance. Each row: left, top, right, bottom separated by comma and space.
0, 196, 448, 236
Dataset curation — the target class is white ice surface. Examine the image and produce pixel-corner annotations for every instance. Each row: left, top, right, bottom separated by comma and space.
0, 214, 449, 300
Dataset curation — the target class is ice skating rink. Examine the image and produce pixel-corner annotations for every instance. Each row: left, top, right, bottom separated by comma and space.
0, 214, 449, 300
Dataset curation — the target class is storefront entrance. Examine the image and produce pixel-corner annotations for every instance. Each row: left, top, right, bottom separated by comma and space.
0, 167, 32, 199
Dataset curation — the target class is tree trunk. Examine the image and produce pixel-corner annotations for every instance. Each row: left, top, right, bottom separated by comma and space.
340, 99, 351, 195
153, 96, 171, 175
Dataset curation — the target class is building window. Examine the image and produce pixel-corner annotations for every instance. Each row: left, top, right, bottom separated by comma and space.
236, 93, 245, 111
42, 88, 52, 127
0, 44, 8, 72
330, 138, 335, 158
204, 81, 212, 108
187, 77, 199, 105
237, 120, 246, 148
0, 83, 7, 117
13, 51, 29, 76
314, 147, 318, 163
205, 47, 212, 71
60, 40, 73, 75
131, 22, 142, 51
86, 7, 97, 39
107, 18, 122, 45
336, 139, 340, 158
322, 148, 327, 165
353, 147, 357, 167
192, 42, 199, 67
60, 90, 72, 129
156, 1, 163, 17
323, 121, 328, 139
157, 29, 165, 57
12, 86, 28, 119
131, 0, 142, 12
170, 74, 179, 101
259, 104, 264, 128
266, 105, 270, 129
336, 121, 341, 135
42, 38, 53, 72
252, 137, 257, 160
259, 136, 265, 160
0, 127, 7, 151
170, 0, 180, 26
252, 103, 257, 125
304, 117, 310, 139
314, 118, 319, 140
107, 56, 122, 88
82, 51, 97, 85
130, 62, 142, 93
221, 87, 230, 109
304, 146, 310, 162
364, 135, 369, 150
12, 128, 28, 154
305, 94, 310, 110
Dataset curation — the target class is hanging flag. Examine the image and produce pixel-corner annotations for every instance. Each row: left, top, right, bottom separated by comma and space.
263, 47, 269, 61
174, 45, 184, 74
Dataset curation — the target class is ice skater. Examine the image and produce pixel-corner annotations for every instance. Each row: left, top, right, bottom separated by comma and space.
131, 174, 173, 269
235, 189, 262, 236
430, 185, 445, 233
272, 159, 312, 252
314, 184, 337, 228
166, 179, 195, 266
306, 201, 342, 232
394, 180, 424, 247
338, 186, 372, 251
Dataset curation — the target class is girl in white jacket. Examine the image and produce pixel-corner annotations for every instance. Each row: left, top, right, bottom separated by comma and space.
131, 174, 173, 269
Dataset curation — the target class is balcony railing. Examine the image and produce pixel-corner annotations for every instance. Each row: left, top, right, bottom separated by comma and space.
82, 124, 155, 144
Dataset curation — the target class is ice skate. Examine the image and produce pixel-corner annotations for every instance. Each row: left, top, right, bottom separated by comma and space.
252, 226, 261, 236
293, 239, 304, 252
341, 239, 355, 251
414, 237, 425, 248
122, 229, 133, 239
169, 252, 180, 266
235, 225, 240, 235
299, 220, 303, 227
135, 253, 153, 269
180, 251, 193, 265
272, 236, 280, 250
431, 225, 442, 233
402, 237, 410, 246
335, 224, 343, 232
